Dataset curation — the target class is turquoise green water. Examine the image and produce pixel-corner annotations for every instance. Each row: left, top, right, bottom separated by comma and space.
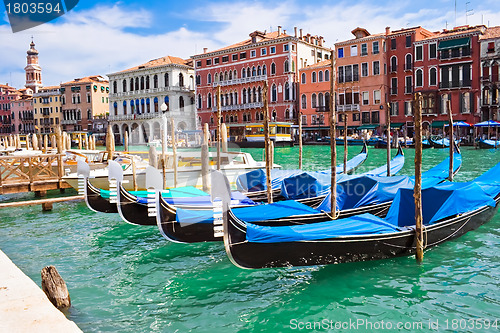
1, 146, 500, 332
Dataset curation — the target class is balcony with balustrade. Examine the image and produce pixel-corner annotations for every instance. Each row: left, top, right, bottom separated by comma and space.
212, 75, 268, 88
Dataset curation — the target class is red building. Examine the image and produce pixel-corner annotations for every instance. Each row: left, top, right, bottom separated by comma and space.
386, 26, 434, 136
407, 25, 485, 139
192, 27, 331, 139
0, 84, 20, 134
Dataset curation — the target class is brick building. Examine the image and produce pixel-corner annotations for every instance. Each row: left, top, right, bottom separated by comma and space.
192, 27, 331, 138
480, 26, 500, 127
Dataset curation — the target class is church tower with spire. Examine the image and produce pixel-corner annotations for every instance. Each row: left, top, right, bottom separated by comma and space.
24, 39, 42, 94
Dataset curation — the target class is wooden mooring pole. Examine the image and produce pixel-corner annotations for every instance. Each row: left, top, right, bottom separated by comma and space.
263, 81, 273, 204
414, 93, 424, 263
201, 123, 210, 192
217, 85, 222, 170
447, 100, 454, 181
298, 112, 303, 169
171, 118, 178, 188
386, 102, 391, 176
343, 112, 348, 174
330, 50, 337, 217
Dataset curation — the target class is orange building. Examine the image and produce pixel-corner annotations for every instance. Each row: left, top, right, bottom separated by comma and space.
334, 28, 388, 137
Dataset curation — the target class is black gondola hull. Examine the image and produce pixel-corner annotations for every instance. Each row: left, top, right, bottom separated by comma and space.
85, 178, 118, 213
224, 199, 499, 269
117, 184, 156, 226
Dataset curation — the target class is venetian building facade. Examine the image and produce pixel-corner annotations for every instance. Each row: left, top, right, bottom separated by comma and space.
108, 56, 196, 144
480, 26, 500, 123
11, 96, 34, 134
60, 76, 109, 133
0, 84, 19, 134
32, 86, 62, 134
192, 27, 331, 137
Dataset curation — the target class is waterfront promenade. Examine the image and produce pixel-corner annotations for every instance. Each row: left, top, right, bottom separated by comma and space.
0, 250, 82, 332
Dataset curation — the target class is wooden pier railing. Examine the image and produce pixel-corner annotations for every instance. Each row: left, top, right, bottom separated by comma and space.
0, 154, 71, 195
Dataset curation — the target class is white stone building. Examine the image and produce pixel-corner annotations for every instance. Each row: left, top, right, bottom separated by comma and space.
108, 56, 197, 144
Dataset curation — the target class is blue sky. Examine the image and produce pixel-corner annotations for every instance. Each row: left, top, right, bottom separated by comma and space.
1, 0, 500, 88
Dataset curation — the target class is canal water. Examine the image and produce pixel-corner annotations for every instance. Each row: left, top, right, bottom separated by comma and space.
0, 146, 499, 332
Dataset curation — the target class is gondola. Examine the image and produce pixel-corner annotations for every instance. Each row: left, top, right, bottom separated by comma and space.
84, 177, 119, 213
239, 142, 368, 202
156, 148, 461, 244
422, 139, 433, 149
429, 137, 460, 149
478, 138, 499, 149
223, 163, 500, 269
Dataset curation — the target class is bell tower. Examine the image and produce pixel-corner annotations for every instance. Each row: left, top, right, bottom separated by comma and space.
24, 38, 42, 94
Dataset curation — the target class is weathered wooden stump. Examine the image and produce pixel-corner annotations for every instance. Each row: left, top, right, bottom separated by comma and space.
42, 202, 53, 211
41, 266, 71, 310
35, 190, 47, 198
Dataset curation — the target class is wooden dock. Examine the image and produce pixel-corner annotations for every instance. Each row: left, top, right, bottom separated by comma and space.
0, 154, 72, 195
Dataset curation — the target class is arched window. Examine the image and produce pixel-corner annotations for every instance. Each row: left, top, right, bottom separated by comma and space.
252, 66, 256, 76
257, 66, 262, 76
179, 96, 185, 109
153, 75, 158, 88
271, 63, 276, 75
179, 73, 184, 87
325, 70, 330, 81
233, 70, 237, 79
123, 101, 128, 115
130, 78, 134, 91
208, 73, 212, 84
140, 76, 145, 90
405, 54, 412, 70
247, 112, 252, 122
247, 67, 251, 77
271, 84, 277, 102
242, 68, 246, 78
235, 91, 238, 105
228, 71, 232, 80
146, 76, 150, 89
391, 56, 397, 72
429, 67, 437, 86
319, 71, 323, 82
416, 68, 423, 87
284, 60, 289, 73
252, 87, 257, 103
122, 79, 127, 92
242, 89, 247, 104
258, 87, 262, 102
263, 65, 267, 75
325, 92, 331, 110
312, 93, 317, 108
224, 71, 228, 81
196, 75, 201, 85
219, 73, 224, 82
285, 82, 290, 100
164, 73, 169, 87
243, 113, 247, 122
318, 93, 324, 107
301, 73, 306, 84
113, 81, 117, 94
312, 72, 317, 83
113, 102, 118, 115
197, 94, 202, 109
301, 94, 307, 109
135, 77, 139, 90
272, 110, 277, 121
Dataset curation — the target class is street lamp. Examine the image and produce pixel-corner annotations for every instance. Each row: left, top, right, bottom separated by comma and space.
160, 102, 168, 113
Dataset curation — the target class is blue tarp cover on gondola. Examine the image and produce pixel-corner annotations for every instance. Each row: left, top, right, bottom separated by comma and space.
245, 213, 401, 243
314, 152, 461, 213
385, 182, 496, 227
236, 169, 303, 191
138, 191, 255, 206
177, 200, 318, 224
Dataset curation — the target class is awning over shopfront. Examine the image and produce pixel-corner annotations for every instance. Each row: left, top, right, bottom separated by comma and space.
357, 124, 379, 130
437, 37, 470, 50
431, 120, 448, 128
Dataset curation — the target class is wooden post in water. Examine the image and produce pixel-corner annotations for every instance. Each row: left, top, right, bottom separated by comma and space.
201, 123, 210, 192
343, 112, 348, 174
386, 103, 391, 176
16, 134, 21, 149
447, 100, 454, 181
413, 92, 424, 263
51, 135, 56, 151
330, 50, 337, 217
106, 125, 114, 160
78, 133, 82, 150
298, 112, 303, 169
44, 135, 49, 153
148, 145, 158, 168
171, 118, 178, 188
263, 81, 273, 204
32, 133, 38, 152
221, 123, 228, 153
216, 85, 222, 170
41, 265, 71, 310
124, 130, 129, 152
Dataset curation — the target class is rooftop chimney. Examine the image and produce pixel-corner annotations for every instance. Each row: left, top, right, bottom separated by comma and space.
278, 26, 282, 37
300, 28, 303, 39
203, 47, 208, 53
385, 26, 390, 36
294, 27, 298, 37
283, 29, 286, 35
